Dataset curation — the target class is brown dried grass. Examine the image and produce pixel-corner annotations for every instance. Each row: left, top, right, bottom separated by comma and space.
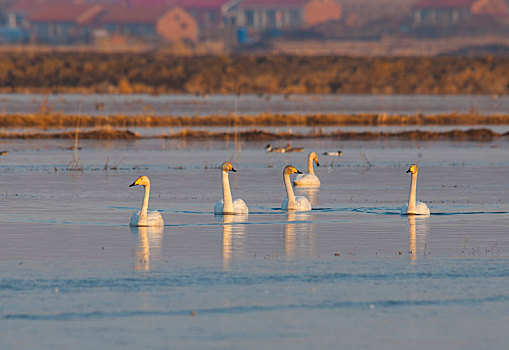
161, 128, 504, 142
1, 113, 508, 129
0, 126, 505, 141
0, 128, 139, 140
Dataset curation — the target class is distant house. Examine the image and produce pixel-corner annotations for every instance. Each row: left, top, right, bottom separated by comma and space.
98, 5, 198, 43
5, 0, 42, 29
128, 0, 230, 40
178, 0, 230, 38
413, 0, 509, 25
5, 0, 103, 44
225, 0, 342, 31
413, 0, 475, 25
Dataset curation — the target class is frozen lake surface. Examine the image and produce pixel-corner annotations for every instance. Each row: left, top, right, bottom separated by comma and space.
0, 93, 508, 116
0, 138, 508, 349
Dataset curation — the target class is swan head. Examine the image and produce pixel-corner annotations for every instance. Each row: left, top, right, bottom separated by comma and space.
222, 162, 236, 172
309, 152, 320, 166
406, 164, 418, 175
337, 150, 343, 156
265, 144, 272, 151
284, 165, 303, 175
129, 175, 150, 187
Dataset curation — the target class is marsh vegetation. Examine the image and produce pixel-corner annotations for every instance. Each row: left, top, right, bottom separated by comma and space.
0, 53, 507, 95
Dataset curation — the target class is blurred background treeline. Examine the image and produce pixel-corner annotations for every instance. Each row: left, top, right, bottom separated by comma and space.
0, 54, 507, 94
0, 0, 507, 56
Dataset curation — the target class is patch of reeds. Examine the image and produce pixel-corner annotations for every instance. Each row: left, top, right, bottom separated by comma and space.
3, 127, 502, 141
0, 128, 140, 140
0, 113, 508, 129
67, 119, 82, 171
160, 128, 504, 142
0, 54, 507, 95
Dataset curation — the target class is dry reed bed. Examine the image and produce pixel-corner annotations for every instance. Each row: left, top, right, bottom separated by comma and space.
161, 128, 506, 142
0, 127, 507, 142
1, 113, 509, 129
0, 129, 139, 140
0, 54, 507, 94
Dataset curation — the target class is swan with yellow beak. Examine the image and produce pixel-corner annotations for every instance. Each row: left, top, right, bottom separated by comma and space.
401, 164, 430, 215
214, 162, 249, 215
129, 176, 164, 227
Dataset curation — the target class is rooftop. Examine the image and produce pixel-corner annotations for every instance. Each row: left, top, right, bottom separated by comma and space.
239, 0, 312, 9
129, 0, 230, 9
414, 0, 477, 10
15, 2, 104, 24
100, 6, 176, 24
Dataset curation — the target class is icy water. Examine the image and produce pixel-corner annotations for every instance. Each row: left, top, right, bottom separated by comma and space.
1, 93, 508, 116
1, 138, 508, 349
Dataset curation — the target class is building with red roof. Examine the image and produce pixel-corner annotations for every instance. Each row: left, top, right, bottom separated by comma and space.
413, 0, 475, 25
3, 0, 198, 44
413, 0, 508, 25
5, 0, 104, 43
224, 0, 341, 32
127, 0, 230, 40
98, 4, 198, 43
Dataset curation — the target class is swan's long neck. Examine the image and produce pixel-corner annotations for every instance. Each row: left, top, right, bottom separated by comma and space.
307, 154, 315, 174
284, 172, 296, 208
139, 184, 150, 225
222, 170, 234, 213
407, 172, 418, 212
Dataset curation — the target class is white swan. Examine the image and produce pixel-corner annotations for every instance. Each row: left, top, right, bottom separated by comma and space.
214, 162, 249, 215
282, 165, 312, 211
293, 152, 320, 187
265, 144, 286, 153
129, 176, 164, 227
401, 164, 430, 215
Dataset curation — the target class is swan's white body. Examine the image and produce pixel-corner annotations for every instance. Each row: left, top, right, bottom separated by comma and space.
129, 176, 164, 227
401, 201, 430, 216
215, 198, 248, 215
214, 162, 249, 215
293, 152, 320, 187
130, 210, 164, 227
401, 164, 430, 215
282, 165, 312, 211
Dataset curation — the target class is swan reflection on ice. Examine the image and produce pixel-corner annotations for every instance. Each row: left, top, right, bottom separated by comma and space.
131, 225, 164, 271
221, 214, 247, 270
285, 211, 316, 259
407, 214, 430, 262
